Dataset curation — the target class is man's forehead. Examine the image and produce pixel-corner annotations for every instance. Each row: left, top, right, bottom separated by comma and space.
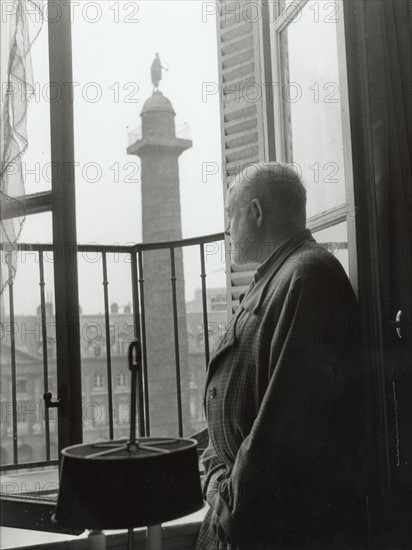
225, 181, 241, 214
225, 182, 238, 212
226, 173, 252, 210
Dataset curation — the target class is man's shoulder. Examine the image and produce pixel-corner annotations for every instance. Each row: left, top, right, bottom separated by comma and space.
293, 239, 343, 270
276, 239, 351, 293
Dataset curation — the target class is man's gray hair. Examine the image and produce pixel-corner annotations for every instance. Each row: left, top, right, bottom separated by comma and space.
237, 162, 307, 229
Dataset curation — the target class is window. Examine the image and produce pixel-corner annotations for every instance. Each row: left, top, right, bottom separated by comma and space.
0, 2, 409, 544
312, 222, 349, 275
17, 444, 33, 463
16, 379, 28, 395
1, 0, 223, 537
0, 447, 9, 465
217, 0, 355, 313
270, 0, 354, 284
93, 374, 105, 390
111, 329, 128, 357
117, 372, 128, 388
94, 343, 102, 358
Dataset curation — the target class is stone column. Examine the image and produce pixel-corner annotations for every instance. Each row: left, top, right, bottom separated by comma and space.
127, 91, 192, 436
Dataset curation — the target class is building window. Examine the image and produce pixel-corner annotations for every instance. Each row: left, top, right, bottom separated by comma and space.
117, 372, 128, 388
16, 379, 28, 395
83, 403, 106, 429
93, 374, 105, 390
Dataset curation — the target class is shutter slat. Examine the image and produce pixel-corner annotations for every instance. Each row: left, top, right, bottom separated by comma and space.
226, 132, 259, 150
223, 62, 255, 84
222, 76, 256, 104
224, 105, 257, 123
222, 36, 254, 57
224, 100, 258, 119
226, 145, 259, 164
225, 118, 257, 136
221, 22, 252, 42
222, 49, 254, 70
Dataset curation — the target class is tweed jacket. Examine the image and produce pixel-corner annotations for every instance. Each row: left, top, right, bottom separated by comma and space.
195, 230, 365, 550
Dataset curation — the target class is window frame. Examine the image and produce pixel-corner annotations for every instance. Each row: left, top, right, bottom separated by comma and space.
270, 0, 395, 504
1, 0, 375, 538
0, 0, 82, 534
92, 373, 105, 390
269, 0, 358, 292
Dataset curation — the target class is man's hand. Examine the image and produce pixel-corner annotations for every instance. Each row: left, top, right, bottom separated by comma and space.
203, 465, 227, 507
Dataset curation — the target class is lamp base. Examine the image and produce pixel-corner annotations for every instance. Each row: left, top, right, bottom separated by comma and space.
147, 525, 162, 550
88, 530, 106, 550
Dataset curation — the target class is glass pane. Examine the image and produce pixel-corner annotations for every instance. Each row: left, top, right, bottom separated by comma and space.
1, 10, 53, 442
184, 242, 227, 435
78, 251, 134, 444
76, 239, 226, 442
69, 0, 223, 441
279, 1, 346, 218
22, 17, 52, 196
0, 248, 58, 466
313, 221, 349, 276
71, 0, 223, 244
19, 211, 53, 243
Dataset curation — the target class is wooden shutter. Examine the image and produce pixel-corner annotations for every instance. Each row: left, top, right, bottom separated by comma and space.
216, 0, 272, 315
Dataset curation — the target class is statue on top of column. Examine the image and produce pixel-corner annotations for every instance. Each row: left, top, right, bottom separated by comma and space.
151, 53, 167, 91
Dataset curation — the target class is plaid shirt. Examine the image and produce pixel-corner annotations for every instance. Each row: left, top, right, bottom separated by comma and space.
195, 230, 365, 550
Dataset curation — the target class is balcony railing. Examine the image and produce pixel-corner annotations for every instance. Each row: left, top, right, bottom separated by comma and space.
0, 232, 225, 472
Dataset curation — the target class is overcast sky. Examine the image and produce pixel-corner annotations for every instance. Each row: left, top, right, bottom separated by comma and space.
15, 0, 226, 315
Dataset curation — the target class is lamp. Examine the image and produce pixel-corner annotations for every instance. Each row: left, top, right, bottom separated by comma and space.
53, 340, 203, 549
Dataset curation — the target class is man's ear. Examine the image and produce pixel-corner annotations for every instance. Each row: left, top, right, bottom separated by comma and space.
251, 199, 264, 228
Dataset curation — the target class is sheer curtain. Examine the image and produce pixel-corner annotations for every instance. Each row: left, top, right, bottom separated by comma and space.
0, 0, 44, 295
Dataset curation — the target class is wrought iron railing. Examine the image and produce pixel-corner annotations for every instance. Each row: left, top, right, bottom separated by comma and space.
0, 233, 225, 471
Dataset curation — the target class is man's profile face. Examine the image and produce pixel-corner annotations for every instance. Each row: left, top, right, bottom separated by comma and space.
225, 179, 259, 265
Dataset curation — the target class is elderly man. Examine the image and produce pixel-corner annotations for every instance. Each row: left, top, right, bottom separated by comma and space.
195, 163, 366, 549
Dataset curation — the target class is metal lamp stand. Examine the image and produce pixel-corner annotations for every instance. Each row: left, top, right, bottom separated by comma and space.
85, 341, 164, 550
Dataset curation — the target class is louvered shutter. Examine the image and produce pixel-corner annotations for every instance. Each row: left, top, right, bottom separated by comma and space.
217, 0, 272, 315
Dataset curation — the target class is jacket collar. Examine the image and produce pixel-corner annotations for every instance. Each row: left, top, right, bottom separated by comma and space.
239, 229, 315, 314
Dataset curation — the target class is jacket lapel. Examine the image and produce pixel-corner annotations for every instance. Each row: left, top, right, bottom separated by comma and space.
204, 304, 243, 388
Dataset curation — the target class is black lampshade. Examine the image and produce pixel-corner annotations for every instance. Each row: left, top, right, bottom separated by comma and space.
53, 437, 203, 530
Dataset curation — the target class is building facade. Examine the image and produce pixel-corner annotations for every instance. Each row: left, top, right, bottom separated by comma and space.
0, 288, 226, 464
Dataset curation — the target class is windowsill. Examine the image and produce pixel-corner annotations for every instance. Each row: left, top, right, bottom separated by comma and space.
0, 506, 206, 549
1, 466, 206, 549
